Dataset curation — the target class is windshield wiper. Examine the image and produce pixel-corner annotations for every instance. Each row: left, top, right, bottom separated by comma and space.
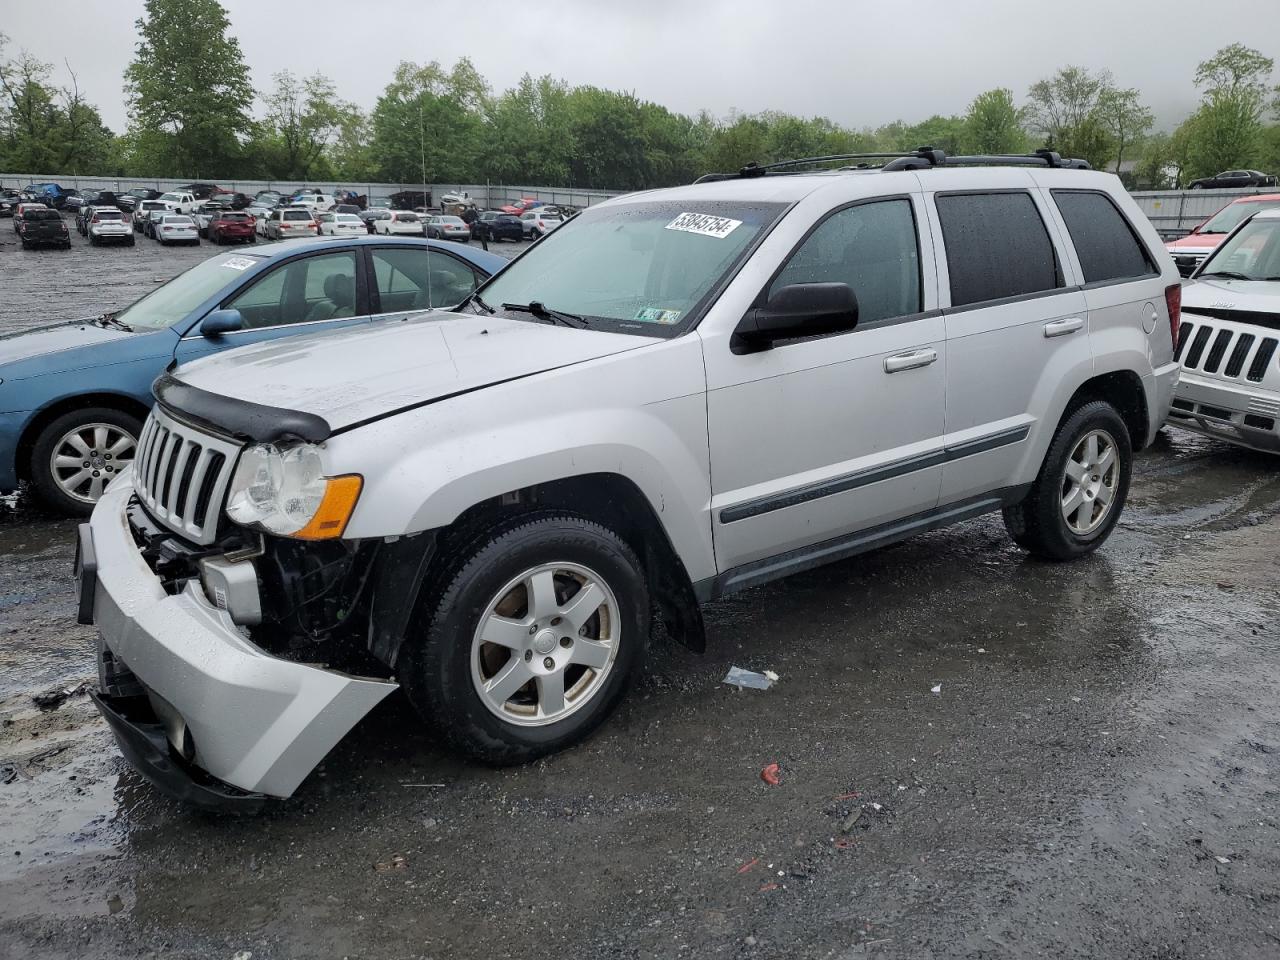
1199, 271, 1251, 281
460, 291, 494, 314
96, 312, 133, 332
501, 301, 588, 328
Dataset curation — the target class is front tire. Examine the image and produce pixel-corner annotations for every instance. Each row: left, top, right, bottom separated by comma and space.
29, 408, 141, 516
402, 514, 649, 764
1002, 400, 1131, 561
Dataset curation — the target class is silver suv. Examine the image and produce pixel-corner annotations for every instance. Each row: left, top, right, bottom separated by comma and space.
78, 150, 1181, 806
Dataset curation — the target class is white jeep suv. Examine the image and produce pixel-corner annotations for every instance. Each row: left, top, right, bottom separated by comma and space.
78, 150, 1180, 806
1168, 206, 1280, 452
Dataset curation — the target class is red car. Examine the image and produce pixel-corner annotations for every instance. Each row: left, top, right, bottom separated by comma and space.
1165, 193, 1280, 277
207, 209, 256, 245
498, 196, 544, 215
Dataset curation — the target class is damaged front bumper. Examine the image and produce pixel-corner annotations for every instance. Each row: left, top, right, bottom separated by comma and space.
81, 475, 398, 802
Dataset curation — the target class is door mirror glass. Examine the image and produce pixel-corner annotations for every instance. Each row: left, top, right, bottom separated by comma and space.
200, 309, 245, 336
733, 282, 859, 353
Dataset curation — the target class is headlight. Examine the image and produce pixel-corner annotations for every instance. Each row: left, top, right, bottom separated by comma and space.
225, 443, 362, 540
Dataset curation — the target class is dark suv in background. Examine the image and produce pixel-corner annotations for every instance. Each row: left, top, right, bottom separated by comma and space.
472, 210, 524, 242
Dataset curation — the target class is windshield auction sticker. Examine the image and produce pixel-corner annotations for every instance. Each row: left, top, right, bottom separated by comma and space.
221, 256, 255, 270
634, 307, 682, 324
665, 212, 742, 239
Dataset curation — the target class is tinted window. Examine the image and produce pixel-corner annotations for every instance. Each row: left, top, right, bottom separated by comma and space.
770, 199, 921, 325
935, 192, 1061, 307
372, 247, 480, 311
283, 210, 311, 221
1052, 190, 1155, 284
227, 251, 360, 328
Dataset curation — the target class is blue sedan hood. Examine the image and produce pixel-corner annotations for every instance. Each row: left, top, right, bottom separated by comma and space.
0, 319, 132, 369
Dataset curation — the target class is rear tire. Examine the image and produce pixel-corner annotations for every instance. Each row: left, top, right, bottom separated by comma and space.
29, 407, 142, 517
1002, 400, 1131, 561
402, 514, 649, 764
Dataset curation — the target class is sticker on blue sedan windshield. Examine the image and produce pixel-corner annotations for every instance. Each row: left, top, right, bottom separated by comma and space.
634, 307, 682, 324
221, 256, 255, 270
665, 211, 742, 239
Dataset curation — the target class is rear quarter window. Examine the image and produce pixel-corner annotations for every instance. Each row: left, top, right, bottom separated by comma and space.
935, 192, 1062, 308
1052, 190, 1157, 284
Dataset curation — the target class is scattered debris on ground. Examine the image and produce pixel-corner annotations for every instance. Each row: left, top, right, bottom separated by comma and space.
724, 666, 778, 690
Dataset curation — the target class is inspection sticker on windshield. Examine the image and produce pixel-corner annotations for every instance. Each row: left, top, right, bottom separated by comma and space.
665, 211, 742, 239
220, 256, 255, 271
634, 307, 682, 324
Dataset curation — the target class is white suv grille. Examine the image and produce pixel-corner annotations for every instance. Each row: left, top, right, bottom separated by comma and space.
132, 405, 241, 545
1176, 317, 1278, 383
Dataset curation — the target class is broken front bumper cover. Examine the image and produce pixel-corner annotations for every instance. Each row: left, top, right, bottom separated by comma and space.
84, 474, 398, 801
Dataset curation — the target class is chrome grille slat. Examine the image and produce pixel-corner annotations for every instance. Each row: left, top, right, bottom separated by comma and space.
130, 406, 241, 545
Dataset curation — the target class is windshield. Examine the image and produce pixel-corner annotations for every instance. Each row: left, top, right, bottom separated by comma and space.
477, 200, 786, 336
115, 253, 263, 330
1199, 217, 1280, 281
283, 210, 312, 221
160, 193, 182, 202
1200, 199, 1280, 234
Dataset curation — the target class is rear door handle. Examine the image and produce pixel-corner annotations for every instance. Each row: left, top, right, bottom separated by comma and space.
883, 348, 938, 373
1044, 317, 1084, 338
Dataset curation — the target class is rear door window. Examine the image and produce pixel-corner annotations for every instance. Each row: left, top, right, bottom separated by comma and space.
1051, 190, 1156, 284
935, 192, 1062, 307
372, 247, 481, 311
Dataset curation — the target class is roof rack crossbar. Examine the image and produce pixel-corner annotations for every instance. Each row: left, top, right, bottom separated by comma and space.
693, 147, 1089, 183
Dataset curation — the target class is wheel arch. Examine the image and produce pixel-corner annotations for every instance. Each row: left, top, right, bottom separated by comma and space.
1063, 369, 1149, 451
375, 472, 706, 668
15, 392, 150, 482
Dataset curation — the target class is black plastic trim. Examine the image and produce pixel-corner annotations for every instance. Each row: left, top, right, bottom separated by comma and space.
153, 372, 332, 444
74, 522, 97, 626
718, 425, 1029, 524
91, 691, 265, 812
942, 285, 1081, 316
698, 486, 1030, 601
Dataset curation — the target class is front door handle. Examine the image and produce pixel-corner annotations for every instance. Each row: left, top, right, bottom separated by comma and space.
883, 348, 938, 373
1044, 317, 1084, 338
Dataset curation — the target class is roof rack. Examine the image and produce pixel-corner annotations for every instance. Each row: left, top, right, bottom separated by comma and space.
693, 147, 1090, 183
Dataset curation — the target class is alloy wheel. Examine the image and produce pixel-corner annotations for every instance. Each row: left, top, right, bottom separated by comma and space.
470, 562, 621, 727
1061, 428, 1119, 535
50, 423, 136, 504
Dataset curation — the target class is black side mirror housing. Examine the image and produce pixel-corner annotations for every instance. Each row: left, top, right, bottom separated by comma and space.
200, 308, 245, 337
732, 282, 859, 353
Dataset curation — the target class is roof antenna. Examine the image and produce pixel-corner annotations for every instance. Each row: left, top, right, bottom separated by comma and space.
419, 96, 433, 311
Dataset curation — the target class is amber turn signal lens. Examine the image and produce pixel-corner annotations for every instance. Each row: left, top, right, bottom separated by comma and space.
294, 475, 363, 540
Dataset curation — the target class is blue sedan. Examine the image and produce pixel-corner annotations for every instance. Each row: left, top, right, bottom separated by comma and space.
0, 236, 505, 515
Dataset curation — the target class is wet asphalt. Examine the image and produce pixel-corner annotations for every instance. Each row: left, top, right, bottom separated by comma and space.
2, 226, 1280, 959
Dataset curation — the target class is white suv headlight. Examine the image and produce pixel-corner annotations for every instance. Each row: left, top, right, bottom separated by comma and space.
225, 443, 362, 540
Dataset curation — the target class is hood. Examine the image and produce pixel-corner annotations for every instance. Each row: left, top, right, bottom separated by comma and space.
1166, 233, 1223, 253
0, 319, 133, 371
171, 312, 660, 431
1182, 277, 1280, 315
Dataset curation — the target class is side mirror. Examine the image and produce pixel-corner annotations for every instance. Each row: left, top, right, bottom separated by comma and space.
200, 308, 244, 337
732, 282, 859, 353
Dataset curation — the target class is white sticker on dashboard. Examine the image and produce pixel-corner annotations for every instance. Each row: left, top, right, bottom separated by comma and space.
221, 256, 255, 270
664, 212, 742, 239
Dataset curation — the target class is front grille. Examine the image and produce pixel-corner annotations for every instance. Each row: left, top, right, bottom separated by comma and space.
1178, 316, 1278, 384
132, 405, 241, 545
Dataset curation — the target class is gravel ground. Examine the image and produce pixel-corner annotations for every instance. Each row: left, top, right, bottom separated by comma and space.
1, 228, 1279, 959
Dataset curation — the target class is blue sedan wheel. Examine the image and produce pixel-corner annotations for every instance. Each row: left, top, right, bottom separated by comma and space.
31, 408, 141, 515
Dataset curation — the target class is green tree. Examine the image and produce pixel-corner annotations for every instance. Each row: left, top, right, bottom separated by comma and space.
1095, 87, 1154, 172
330, 108, 376, 182
1025, 65, 1116, 166
123, 0, 254, 177
1133, 132, 1175, 189
370, 58, 488, 183
1181, 44, 1277, 180
0, 34, 113, 172
963, 88, 1027, 154
484, 74, 573, 185
259, 70, 348, 180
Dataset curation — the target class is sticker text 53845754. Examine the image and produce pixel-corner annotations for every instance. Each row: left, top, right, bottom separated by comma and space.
665, 212, 743, 240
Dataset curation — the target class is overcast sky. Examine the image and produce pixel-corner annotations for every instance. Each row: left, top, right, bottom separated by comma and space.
4, 0, 1275, 133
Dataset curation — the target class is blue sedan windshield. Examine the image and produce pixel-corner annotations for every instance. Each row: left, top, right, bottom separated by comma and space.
116, 253, 266, 330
